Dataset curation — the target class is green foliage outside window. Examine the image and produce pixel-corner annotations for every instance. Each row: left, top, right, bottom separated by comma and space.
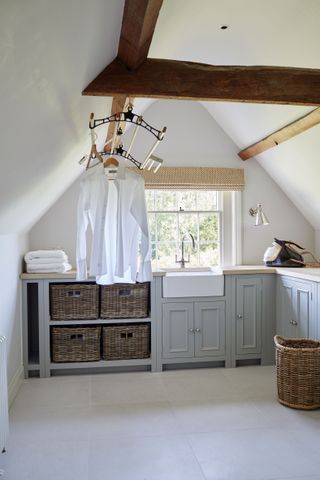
146, 190, 221, 268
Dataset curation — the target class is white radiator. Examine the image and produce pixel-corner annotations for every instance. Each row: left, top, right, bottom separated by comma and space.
0, 336, 9, 452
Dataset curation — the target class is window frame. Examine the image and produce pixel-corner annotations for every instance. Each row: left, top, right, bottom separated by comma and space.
146, 190, 223, 269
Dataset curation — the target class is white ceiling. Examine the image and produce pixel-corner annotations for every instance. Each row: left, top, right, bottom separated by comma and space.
150, 0, 320, 68
150, 0, 320, 228
1, 0, 320, 233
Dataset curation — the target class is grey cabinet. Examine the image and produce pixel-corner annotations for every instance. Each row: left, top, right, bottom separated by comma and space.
194, 302, 225, 357
235, 277, 262, 355
162, 301, 225, 360
22, 277, 156, 378
276, 276, 314, 338
162, 303, 194, 358
230, 274, 276, 366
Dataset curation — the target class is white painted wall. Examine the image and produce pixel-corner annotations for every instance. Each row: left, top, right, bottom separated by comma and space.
0, 234, 28, 385
29, 178, 85, 268
0, 0, 124, 234
29, 101, 315, 265
315, 231, 320, 260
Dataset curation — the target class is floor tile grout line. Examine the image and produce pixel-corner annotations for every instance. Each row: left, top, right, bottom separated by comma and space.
182, 430, 210, 480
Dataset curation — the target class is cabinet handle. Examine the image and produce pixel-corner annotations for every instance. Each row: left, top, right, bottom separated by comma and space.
237, 314, 243, 319
189, 328, 195, 333
195, 328, 201, 333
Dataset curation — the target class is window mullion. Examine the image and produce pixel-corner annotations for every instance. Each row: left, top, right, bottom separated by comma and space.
177, 211, 180, 258
197, 211, 200, 265
155, 212, 159, 268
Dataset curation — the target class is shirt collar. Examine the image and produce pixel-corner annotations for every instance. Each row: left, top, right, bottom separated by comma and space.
94, 162, 126, 180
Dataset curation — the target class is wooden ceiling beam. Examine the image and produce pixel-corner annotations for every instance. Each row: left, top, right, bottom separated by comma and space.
238, 107, 320, 160
83, 58, 320, 106
103, 0, 163, 150
118, 0, 163, 70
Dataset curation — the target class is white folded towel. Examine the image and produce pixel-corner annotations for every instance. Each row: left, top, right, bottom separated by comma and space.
24, 250, 68, 263
26, 263, 72, 274
26, 257, 68, 266
26, 261, 69, 270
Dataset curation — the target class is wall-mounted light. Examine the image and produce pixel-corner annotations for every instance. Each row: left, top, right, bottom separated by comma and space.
249, 203, 270, 226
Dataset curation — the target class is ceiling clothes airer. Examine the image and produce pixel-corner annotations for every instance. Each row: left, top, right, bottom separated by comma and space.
79, 105, 167, 172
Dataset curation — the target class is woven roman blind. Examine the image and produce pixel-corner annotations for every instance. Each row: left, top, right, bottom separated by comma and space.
131, 167, 245, 191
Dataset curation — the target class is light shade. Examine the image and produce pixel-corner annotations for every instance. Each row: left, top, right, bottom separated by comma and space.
249, 203, 270, 226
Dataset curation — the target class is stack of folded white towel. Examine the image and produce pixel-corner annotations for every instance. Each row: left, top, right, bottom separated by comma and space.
24, 250, 72, 273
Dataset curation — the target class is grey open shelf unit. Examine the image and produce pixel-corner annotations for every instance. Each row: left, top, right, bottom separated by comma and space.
22, 277, 156, 378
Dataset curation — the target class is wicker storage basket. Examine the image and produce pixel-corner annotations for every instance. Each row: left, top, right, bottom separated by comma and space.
100, 283, 150, 319
274, 335, 320, 410
51, 326, 101, 362
102, 323, 150, 360
50, 283, 99, 320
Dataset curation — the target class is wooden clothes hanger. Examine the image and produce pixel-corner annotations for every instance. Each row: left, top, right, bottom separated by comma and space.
85, 118, 104, 170
103, 156, 119, 168
103, 156, 120, 181
84, 143, 104, 170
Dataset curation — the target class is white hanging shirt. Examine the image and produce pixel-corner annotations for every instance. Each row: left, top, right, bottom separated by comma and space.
76, 164, 151, 285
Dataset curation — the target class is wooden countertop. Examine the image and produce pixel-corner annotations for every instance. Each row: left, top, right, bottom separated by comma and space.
20, 265, 320, 282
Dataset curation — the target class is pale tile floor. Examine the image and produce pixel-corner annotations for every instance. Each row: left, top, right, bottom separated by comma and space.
2, 366, 320, 480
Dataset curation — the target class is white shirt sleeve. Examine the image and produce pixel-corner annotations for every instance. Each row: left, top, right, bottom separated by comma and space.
130, 178, 152, 282
76, 180, 90, 280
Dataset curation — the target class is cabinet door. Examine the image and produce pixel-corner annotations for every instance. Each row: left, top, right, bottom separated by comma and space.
277, 277, 295, 337
236, 277, 262, 355
194, 301, 225, 357
294, 281, 312, 338
277, 277, 313, 338
162, 303, 194, 358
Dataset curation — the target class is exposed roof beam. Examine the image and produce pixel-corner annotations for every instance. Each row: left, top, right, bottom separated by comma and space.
118, 0, 163, 70
83, 58, 320, 106
103, 0, 163, 150
239, 107, 320, 160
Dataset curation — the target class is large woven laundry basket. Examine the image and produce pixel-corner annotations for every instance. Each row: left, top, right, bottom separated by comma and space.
274, 335, 320, 410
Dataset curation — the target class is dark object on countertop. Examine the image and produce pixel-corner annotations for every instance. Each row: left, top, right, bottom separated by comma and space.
264, 238, 305, 267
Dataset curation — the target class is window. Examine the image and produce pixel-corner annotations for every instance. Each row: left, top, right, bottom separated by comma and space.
145, 190, 222, 268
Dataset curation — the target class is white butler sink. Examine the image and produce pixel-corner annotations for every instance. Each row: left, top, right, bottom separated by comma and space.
162, 269, 224, 298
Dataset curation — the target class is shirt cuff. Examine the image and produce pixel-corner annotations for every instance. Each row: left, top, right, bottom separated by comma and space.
76, 260, 88, 280
137, 260, 152, 282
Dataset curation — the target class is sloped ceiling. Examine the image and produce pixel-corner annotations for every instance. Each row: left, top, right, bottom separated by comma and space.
0, 0, 125, 234
2, 0, 320, 233
149, 0, 320, 228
